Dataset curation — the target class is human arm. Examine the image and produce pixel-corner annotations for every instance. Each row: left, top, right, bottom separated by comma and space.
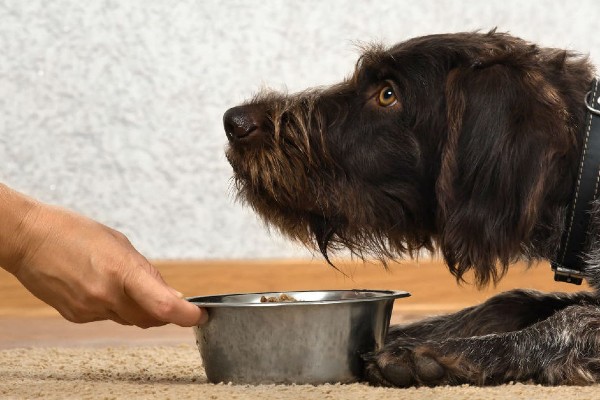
0, 183, 207, 328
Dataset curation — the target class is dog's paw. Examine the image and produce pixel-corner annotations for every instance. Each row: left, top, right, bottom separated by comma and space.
364, 345, 447, 387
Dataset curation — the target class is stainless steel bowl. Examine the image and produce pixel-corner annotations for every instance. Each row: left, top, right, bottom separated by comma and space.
188, 289, 409, 385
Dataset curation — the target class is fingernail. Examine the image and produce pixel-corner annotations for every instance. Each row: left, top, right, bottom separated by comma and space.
169, 288, 185, 298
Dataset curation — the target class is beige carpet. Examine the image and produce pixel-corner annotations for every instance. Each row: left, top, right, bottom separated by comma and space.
1, 259, 597, 399
1, 345, 599, 400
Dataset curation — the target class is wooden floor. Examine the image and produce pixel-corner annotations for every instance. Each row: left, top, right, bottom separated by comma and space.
0, 258, 590, 348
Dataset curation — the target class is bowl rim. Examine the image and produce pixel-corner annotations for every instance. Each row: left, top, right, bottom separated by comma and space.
186, 289, 410, 307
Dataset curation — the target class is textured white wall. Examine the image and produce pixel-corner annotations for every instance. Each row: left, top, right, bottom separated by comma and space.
1, 0, 599, 259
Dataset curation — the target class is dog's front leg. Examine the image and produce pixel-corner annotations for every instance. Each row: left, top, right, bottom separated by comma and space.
365, 304, 600, 387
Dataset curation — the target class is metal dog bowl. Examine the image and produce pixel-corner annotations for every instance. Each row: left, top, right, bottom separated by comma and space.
187, 289, 409, 385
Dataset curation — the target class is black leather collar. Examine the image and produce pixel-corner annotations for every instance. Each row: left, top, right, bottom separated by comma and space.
551, 78, 600, 285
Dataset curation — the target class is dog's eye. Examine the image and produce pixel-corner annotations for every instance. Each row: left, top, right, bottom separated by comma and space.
377, 86, 397, 107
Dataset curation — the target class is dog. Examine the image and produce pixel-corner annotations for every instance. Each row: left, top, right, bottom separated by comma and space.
222, 30, 600, 387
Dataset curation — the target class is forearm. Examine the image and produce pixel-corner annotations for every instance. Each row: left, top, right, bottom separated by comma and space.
0, 183, 41, 274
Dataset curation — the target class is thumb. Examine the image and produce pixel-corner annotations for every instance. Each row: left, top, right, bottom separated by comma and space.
125, 266, 208, 327
165, 286, 210, 325
166, 289, 209, 326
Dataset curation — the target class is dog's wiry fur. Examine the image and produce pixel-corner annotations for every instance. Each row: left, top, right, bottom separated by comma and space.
224, 30, 600, 386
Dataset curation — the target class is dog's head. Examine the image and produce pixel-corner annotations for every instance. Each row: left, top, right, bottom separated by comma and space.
224, 31, 593, 286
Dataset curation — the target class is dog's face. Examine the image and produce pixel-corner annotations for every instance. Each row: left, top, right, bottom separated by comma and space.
224, 47, 434, 263
224, 31, 592, 285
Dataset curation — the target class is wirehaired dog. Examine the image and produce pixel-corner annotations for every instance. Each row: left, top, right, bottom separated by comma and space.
223, 30, 600, 386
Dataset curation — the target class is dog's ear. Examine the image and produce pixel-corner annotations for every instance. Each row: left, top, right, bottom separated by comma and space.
436, 62, 570, 286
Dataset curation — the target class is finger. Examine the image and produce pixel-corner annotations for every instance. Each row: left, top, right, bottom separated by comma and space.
107, 310, 133, 326
111, 300, 169, 328
108, 283, 171, 328
123, 267, 206, 327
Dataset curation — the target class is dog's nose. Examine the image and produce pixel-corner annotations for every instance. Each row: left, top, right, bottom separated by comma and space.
223, 106, 264, 142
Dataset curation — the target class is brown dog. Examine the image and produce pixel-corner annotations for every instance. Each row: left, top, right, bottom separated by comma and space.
223, 30, 600, 386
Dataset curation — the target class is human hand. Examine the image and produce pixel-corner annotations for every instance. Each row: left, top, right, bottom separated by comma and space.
0, 188, 207, 328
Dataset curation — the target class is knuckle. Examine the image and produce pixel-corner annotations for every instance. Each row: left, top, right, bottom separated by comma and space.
59, 307, 94, 323
135, 321, 153, 329
59, 310, 79, 322
134, 317, 166, 329
104, 263, 125, 283
83, 285, 112, 305
110, 229, 130, 244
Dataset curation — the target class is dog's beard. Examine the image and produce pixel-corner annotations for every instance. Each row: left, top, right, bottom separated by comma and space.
228, 149, 433, 267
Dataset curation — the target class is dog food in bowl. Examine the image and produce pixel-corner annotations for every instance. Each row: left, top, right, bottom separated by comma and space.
259, 293, 298, 303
